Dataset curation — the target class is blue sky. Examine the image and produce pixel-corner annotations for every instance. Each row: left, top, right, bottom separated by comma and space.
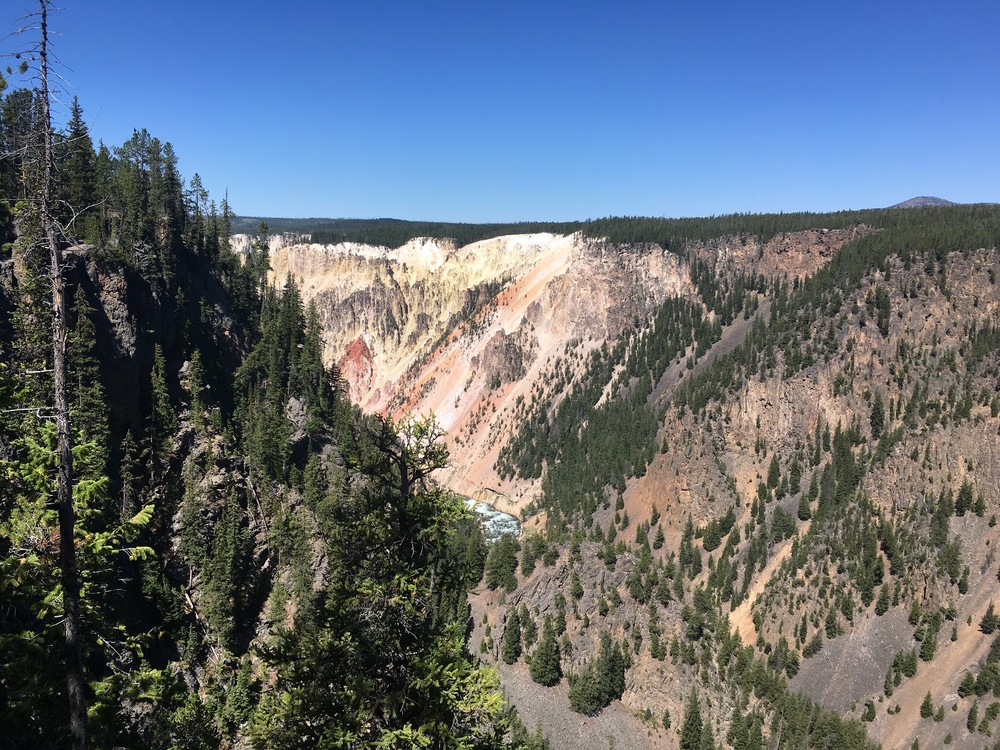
12, 0, 999, 221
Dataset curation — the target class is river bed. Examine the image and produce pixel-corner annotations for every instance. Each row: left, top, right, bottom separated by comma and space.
464, 498, 520, 540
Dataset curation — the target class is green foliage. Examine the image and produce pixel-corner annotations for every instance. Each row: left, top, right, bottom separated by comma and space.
983, 602, 998, 635
796, 492, 812, 521
875, 585, 890, 616
502, 608, 522, 664
529, 616, 561, 687
0, 420, 154, 746
769, 507, 797, 543
969, 700, 980, 732
679, 689, 703, 750
507, 715, 554, 750
520, 605, 537, 650
149, 344, 176, 462
486, 534, 521, 592
677, 204, 1000, 413
519, 530, 548, 576
567, 631, 626, 716
920, 692, 934, 719
869, 392, 885, 441
497, 297, 718, 532
302, 217, 582, 249
253, 414, 508, 748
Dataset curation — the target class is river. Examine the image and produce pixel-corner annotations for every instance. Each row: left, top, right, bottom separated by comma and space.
464, 498, 520, 540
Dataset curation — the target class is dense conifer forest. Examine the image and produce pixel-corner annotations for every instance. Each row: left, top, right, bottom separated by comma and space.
5, 5, 1000, 750
0, 7, 552, 748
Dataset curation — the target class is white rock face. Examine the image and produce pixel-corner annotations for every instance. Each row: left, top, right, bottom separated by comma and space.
267, 231, 698, 510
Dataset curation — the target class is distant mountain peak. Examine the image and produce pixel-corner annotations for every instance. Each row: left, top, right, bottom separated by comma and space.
889, 196, 956, 209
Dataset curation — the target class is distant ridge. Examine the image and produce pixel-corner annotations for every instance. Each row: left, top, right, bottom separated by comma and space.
889, 196, 956, 209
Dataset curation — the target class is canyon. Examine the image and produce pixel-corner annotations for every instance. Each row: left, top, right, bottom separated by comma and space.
239, 217, 1000, 749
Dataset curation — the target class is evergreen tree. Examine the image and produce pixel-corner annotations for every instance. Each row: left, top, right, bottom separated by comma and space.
567, 630, 625, 715
875, 585, 890, 616
567, 663, 604, 715
520, 605, 537, 649
920, 692, 933, 719
529, 616, 561, 687
680, 689, 703, 750
870, 391, 885, 440
797, 491, 812, 521
67, 286, 108, 469
485, 534, 520, 592
59, 96, 99, 243
983, 603, 999, 635
253, 415, 507, 748
766, 454, 780, 489
653, 524, 665, 550
148, 343, 176, 468
501, 608, 522, 664
118, 428, 141, 520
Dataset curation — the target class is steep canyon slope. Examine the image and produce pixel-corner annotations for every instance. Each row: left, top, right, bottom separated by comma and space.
267, 227, 860, 513
261, 206, 1000, 750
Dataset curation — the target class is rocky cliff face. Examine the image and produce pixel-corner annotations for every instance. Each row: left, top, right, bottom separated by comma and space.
270, 228, 860, 513
270, 215, 1000, 749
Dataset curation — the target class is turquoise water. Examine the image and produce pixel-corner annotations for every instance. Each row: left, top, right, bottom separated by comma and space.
464, 498, 520, 540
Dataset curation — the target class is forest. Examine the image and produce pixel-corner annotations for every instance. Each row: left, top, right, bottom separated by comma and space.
5, 5, 1000, 750
0, 7, 554, 749
479, 204, 1000, 747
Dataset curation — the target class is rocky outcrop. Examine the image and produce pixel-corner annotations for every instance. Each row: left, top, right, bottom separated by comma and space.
337, 336, 375, 403
271, 228, 864, 513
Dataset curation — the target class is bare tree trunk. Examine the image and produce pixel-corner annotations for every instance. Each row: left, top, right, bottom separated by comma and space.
37, 3, 88, 747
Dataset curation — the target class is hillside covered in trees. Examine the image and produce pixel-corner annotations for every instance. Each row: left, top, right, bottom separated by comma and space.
0, 9, 549, 749
257, 198, 1000, 748
454, 206, 1000, 749
5, 5, 1000, 750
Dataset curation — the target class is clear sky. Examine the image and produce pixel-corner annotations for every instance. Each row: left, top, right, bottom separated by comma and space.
12, 0, 1000, 222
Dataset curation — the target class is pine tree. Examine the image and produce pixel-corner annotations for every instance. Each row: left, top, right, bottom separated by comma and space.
956, 480, 973, 517
529, 616, 561, 687
797, 491, 812, 521
149, 344, 175, 465
982, 602, 998, 635
958, 672, 976, 698
59, 96, 98, 243
118, 429, 141, 520
698, 719, 715, 750
567, 662, 604, 715
766, 454, 780, 489
920, 692, 933, 719
653, 524, 665, 550
501, 608, 522, 664
875, 585, 890, 616
520, 604, 537, 649
870, 391, 885, 440
680, 689, 703, 750
67, 286, 108, 469
186, 349, 207, 429
485, 534, 520, 592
